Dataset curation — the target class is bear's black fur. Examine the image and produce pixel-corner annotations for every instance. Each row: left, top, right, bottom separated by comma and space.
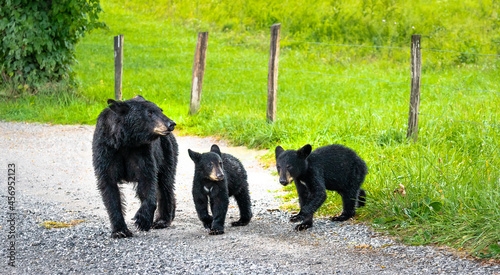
92, 95, 178, 238
188, 145, 252, 235
275, 144, 367, 231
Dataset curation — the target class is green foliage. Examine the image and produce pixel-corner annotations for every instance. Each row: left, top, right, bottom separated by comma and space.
0, 0, 105, 91
126, 0, 500, 57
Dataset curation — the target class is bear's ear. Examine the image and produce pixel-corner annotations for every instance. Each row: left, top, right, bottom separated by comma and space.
275, 146, 284, 159
107, 99, 130, 115
210, 144, 222, 156
131, 95, 146, 102
297, 144, 312, 159
188, 149, 201, 163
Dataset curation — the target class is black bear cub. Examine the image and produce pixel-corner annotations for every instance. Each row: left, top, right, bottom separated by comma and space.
188, 145, 252, 235
92, 95, 178, 238
275, 144, 367, 231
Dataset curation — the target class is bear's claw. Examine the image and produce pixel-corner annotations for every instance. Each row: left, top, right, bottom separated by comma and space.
231, 219, 250, 227
330, 214, 352, 222
152, 219, 171, 229
290, 214, 303, 223
209, 229, 224, 235
294, 223, 312, 231
111, 229, 133, 239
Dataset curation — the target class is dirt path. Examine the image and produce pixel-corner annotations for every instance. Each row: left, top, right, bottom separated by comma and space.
1, 121, 498, 274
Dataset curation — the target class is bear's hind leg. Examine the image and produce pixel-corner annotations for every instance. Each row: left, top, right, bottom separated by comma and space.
331, 190, 357, 222
133, 179, 157, 231
153, 173, 176, 229
231, 186, 252, 227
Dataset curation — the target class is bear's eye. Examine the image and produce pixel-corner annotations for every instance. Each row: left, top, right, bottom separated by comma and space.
286, 165, 292, 170
147, 110, 153, 117
276, 165, 281, 170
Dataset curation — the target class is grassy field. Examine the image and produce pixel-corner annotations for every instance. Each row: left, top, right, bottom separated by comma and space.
1, 0, 499, 259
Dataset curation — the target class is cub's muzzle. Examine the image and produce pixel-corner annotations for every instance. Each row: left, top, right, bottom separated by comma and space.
278, 169, 293, 186
279, 179, 290, 186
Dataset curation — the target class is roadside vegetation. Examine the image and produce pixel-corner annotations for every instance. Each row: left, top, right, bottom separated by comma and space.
1, 0, 499, 259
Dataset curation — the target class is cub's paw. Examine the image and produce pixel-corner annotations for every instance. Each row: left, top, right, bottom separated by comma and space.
294, 223, 312, 231
290, 214, 304, 223
209, 229, 225, 235
152, 219, 171, 229
202, 217, 213, 229
231, 219, 250, 227
111, 229, 133, 239
330, 214, 351, 222
133, 212, 153, 231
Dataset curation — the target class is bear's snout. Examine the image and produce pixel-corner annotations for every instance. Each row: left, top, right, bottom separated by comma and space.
210, 172, 224, 181
278, 169, 293, 186
154, 119, 176, 135
215, 173, 224, 181
209, 167, 225, 181
167, 121, 176, 132
279, 179, 289, 186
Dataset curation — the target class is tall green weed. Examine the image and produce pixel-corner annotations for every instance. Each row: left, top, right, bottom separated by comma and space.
124, 0, 500, 58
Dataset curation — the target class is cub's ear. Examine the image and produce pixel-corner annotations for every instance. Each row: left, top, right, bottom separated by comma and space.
131, 95, 146, 101
188, 149, 201, 163
297, 144, 312, 158
210, 144, 222, 156
275, 146, 284, 159
107, 99, 130, 115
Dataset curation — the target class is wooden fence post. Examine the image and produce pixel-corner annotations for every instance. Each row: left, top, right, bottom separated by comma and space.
189, 32, 209, 115
407, 34, 421, 142
114, 34, 124, 100
267, 23, 281, 122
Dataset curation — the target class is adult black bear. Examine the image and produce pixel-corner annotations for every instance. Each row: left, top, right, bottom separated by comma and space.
275, 144, 367, 231
188, 144, 252, 235
92, 95, 178, 238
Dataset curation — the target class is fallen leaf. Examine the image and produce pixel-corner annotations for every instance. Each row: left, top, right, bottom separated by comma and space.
393, 183, 406, 197
40, 220, 85, 229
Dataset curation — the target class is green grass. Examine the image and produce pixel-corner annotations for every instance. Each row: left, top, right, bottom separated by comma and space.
1, 0, 499, 259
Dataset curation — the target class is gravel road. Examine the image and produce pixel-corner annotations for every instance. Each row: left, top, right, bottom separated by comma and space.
1, 121, 498, 274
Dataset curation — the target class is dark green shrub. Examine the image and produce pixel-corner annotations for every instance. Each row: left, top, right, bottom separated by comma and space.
0, 0, 105, 92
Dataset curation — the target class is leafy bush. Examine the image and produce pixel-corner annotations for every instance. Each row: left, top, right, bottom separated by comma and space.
0, 0, 105, 92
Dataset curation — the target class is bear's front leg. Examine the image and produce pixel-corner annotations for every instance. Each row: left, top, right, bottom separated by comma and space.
97, 178, 133, 238
294, 180, 327, 231
133, 179, 157, 231
209, 190, 229, 235
290, 181, 313, 223
193, 191, 213, 229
